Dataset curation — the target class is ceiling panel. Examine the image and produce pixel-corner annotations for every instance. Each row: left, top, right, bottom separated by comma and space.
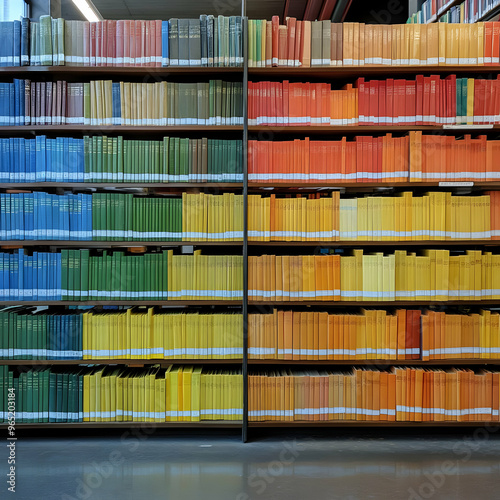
89, 0, 285, 20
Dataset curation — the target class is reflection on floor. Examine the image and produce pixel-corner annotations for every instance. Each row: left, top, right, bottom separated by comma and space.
8, 429, 500, 500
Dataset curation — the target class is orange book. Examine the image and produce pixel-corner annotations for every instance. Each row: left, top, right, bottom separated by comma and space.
292, 311, 300, 360
265, 21, 272, 67
271, 16, 279, 66
301, 21, 311, 68
294, 21, 302, 67
286, 17, 296, 67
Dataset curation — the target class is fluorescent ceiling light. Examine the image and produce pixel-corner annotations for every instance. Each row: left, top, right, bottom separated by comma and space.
72, 0, 103, 22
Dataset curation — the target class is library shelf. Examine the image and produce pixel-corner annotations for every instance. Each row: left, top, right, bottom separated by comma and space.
249, 125, 498, 134
248, 182, 499, 190
0, 422, 243, 429
433, 0, 463, 19
0, 241, 243, 248
0, 125, 243, 135
1, 183, 242, 190
247, 240, 500, 247
249, 421, 499, 427
0, 359, 243, 366
249, 300, 500, 307
0, 66, 243, 76
249, 64, 500, 78
0, 300, 243, 306
248, 359, 500, 366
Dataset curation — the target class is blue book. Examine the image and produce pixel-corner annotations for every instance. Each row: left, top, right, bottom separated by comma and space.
46, 138, 53, 181
9, 83, 14, 125
13, 21, 20, 66
20, 18, 29, 66
0, 22, 13, 67
35, 135, 46, 182
56, 253, 61, 300
0, 254, 5, 300
0, 140, 7, 181
0, 194, 5, 240
28, 138, 35, 182
86, 194, 92, 240
112, 83, 121, 125
32, 251, 38, 301
17, 250, 23, 300
18, 79, 24, 125
41, 252, 48, 301
37, 253, 44, 301
0, 84, 7, 125
25, 253, 32, 301
47, 315, 54, 359
62, 137, 69, 182
162, 21, 169, 67
18, 138, 25, 181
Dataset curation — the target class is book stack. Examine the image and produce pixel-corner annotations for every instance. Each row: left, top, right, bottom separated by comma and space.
249, 249, 500, 302
249, 18, 499, 67
249, 368, 500, 422
247, 192, 491, 242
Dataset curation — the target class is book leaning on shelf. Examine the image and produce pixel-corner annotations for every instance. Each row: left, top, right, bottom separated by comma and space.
0, 366, 243, 423
0, 79, 243, 126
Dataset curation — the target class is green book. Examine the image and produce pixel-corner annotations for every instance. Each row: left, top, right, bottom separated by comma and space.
180, 138, 189, 182
39, 15, 53, 65
117, 136, 123, 182
32, 370, 39, 423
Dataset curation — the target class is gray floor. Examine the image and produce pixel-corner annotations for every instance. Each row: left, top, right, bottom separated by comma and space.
3, 430, 500, 500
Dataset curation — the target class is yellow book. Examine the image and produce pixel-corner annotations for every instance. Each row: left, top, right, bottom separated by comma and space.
477, 22, 485, 65
411, 23, 420, 66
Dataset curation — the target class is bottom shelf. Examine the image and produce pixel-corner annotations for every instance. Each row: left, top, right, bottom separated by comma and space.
250, 421, 500, 427
0, 421, 242, 429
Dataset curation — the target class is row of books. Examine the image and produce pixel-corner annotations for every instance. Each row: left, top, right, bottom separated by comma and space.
249, 134, 500, 182
0, 366, 243, 422
249, 18, 499, 67
1, 79, 244, 126
248, 192, 494, 241
248, 249, 500, 301
248, 76, 500, 126
248, 368, 500, 421
0, 136, 243, 183
249, 309, 500, 360
0, 192, 245, 241
0, 16, 243, 67
0, 249, 243, 301
0, 309, 242, 360
411, 0, 500, 24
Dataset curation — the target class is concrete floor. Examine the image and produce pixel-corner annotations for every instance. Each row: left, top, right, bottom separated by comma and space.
4, 430, 500, 500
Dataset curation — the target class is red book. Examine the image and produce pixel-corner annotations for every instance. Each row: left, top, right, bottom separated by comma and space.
125, 20, 132, 65
270, 81, 277, 125
101, 20, 107, 66
355, 77, 367, 124
473, 80, 482, 125
492, 22, 500, 65
283, 80, 289, 125
405, 80, 415, 125
378, 80, 386, 125
287, 18, 296, 67
134, 20, 142, 66
149, 21, 156, 67
376, 136, 383, 182
429, 75, 439, 125
108, 20, 116, 67
90, 22, 96, 66
116, 20, 124, 66
96, 21, 102, 66
415, 75, 424, 125
294, 21, 302, 67
485, 22, 493, 64
446, 74, 456, 125
422, 77, 430, 125
386, 78, 394, 125
369, 80, 378, 125
83, 22, 90, 66
278, 82, 284, 126
304, 82, 311, 126
272, 16, 279, 66
155, 20, 162, 67
141, 20, 147, 66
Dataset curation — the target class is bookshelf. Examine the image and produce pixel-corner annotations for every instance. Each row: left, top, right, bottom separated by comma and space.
5, 13, 500, 441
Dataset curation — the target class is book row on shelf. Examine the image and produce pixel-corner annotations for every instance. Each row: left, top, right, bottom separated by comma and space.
248, 368, 500, 422
249, 133, 500, 183
0, 366, 244, 423
0, 136, 243, 183
0, 16, 243, 68
249, 309, 500, 361
4, 306, 500, 362
248, 250, 500, 301
0, 192, 244, 242
5, 189, 500, 242
0, 249, 243, 301
0, 79, 244, 127
248, 76, 500, 127
411, 0, 500, 24
4, 15, 500, 69
249, 18, 500, 67
248, 191, 496, 241
0, 310, 243, 360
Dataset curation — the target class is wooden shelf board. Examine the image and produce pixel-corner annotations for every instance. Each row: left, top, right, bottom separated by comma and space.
0, 300, 243, 306
0, 359, 242, 365
249, 300, 500, 307
248, 240, 500, 247
248, 359, 500, 365
0, 421, 242, 429
0, 240, 243, 247
249, 421, 498, 427
249, 64, 499, 77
